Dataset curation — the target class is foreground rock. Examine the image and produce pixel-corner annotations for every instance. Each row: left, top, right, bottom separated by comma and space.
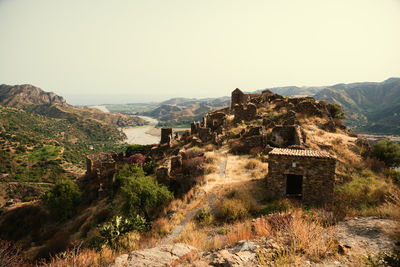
110, 243, 200, 267
335, 217, 400, 257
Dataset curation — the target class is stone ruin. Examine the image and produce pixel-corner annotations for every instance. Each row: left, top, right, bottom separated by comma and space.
190, 110, 228, 145
267, 148, 336, 206
84, 152, 123, 199
269, 125, 306, 148
160, 127, 173, 145
233, 102, 257, 123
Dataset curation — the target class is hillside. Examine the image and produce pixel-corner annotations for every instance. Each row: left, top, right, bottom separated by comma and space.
314, 78, 400, 134
0, 106, 128, 204
1, 88, 399, 266
142, 97, 230, 127
0, 84, 147, 127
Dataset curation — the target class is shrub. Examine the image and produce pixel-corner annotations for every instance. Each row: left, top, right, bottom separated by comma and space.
120, 176, 174, 219
44, 179, 81, 220
182, 156, 204, 176
99, 215, 148, 249
217, 199, 248, 222
230, 140, 247, 154
245, 159, 261, 170
372, 139, 400, 168
143, 160, 157, 175
126, 153, 145, 166
125, 144, 146, 157
327, 103, 345, 119
195, 206, 214, 226
388, 169, 400, 185
335, 174, 391, 217
226, 189, 257, 213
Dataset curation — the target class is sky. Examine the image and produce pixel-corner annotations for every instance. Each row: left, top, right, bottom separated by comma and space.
0, 0, 399, 105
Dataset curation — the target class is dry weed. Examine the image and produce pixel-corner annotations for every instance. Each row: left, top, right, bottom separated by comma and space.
226, 221, 252, 244
152, 217, 171, 237
378, 189, 400, 220
245, 159, 262, 170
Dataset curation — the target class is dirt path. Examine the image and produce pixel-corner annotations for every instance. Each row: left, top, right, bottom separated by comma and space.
160, 151, 229, 245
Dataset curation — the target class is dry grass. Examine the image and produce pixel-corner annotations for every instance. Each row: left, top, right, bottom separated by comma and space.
174, 222, 210, 250
245, 159, 262, 170
378, 189, 400, 220
255, 210, 337, 264
226, 221, 252, 243
204, 164, 219, 174
42, 244, 114, 267
203, 144, 216, 152
204, 152, 221, 164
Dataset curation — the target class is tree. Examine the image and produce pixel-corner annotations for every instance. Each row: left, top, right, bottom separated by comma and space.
372, 139, 400, 168
120, 176, 173, 220
44, 179, 81, 220
328, 103, 346, 119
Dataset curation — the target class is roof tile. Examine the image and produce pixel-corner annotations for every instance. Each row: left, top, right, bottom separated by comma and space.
269, 148, 335, 159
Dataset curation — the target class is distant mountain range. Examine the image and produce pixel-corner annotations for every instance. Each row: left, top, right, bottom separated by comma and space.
134, 78, 400, 134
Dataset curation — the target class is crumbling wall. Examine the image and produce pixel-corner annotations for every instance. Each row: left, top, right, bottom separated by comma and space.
161, 128, 173, 144
269, 125, 305, 148
233, 103, 257, 123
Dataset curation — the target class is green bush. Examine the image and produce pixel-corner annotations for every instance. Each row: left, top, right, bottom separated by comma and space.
126, 144, 146, 157
113, 164, 146, 193
372, 139, 400, 168
143, 161, 157, 175
195, 206, 214, 226
99, 215, 149, 248
328, 103, 346, 119
388, 169, 400, 185
43, 179, 81, 220
120, 176, 174, 219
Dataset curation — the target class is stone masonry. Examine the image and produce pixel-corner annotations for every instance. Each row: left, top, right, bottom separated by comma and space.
160, 127, 173, 144
267, 148, 336, 206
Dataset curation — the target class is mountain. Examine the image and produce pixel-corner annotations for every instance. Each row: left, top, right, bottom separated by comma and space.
0, 84, 146, 127
254, 86, 325, 96
142, 96, 230, 127
314, 78, 400, 134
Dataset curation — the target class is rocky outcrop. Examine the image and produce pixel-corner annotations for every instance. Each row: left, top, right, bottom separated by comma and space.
336, 217, 400, 257
0, 84, 67, 107
110, 243, 199, 267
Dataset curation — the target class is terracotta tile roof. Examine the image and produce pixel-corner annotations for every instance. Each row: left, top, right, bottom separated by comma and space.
269, 148, 335, 159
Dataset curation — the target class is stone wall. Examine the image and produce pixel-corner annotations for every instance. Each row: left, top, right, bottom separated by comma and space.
267, 153, 336, 206
161, 128, 173, 144
233, 103, 257, 123
269, 125, 305, 148
231, 88, 247, 108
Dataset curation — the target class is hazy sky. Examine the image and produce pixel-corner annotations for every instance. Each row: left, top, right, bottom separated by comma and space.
1, 0, 399, 104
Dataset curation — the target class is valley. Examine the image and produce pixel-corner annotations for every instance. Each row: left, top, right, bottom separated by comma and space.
0, 85, 399, 266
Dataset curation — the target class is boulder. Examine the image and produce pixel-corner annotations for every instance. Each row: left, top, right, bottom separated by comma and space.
110, 243, 199, 267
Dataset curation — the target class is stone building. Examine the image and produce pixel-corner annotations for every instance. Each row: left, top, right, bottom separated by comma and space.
267, 148, 336, 206
231, 88, 247, 108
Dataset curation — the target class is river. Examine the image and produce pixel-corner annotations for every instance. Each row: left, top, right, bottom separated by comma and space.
122, 116, 161, 145
91, 105, 189, 145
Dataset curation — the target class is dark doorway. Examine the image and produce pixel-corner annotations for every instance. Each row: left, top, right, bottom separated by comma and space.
286, 174, 303, 198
